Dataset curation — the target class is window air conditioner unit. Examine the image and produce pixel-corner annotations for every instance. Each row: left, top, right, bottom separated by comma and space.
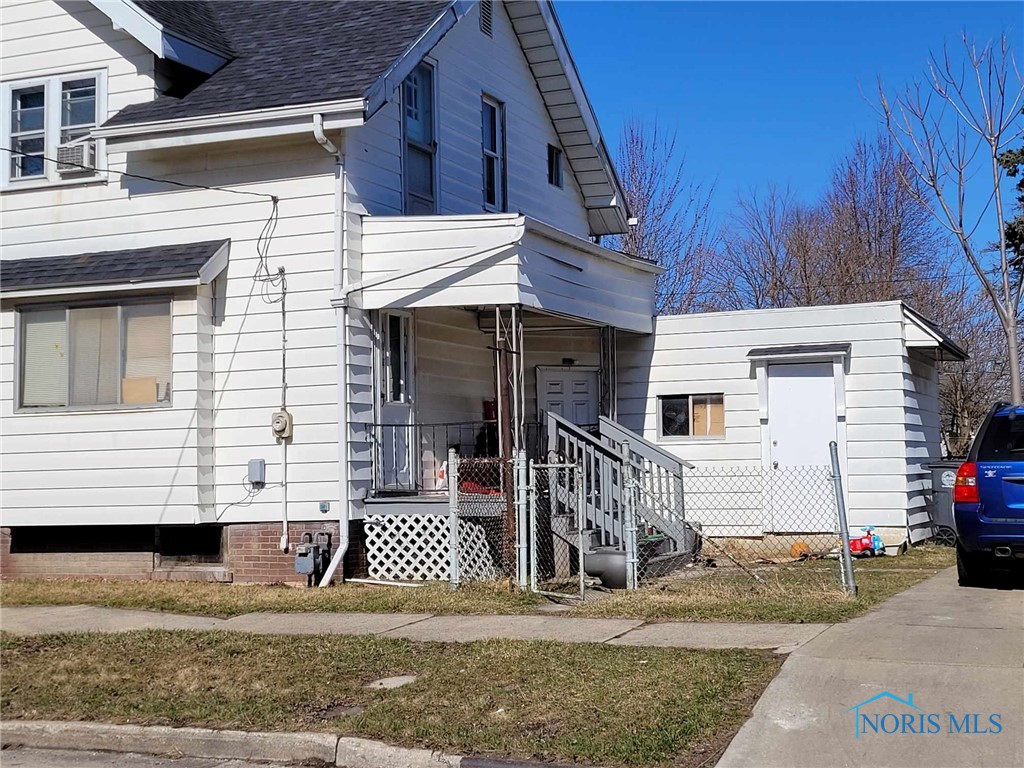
56, 140, 95, 175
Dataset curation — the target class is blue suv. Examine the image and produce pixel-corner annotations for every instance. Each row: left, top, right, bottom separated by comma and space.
954, 402, 1024, 586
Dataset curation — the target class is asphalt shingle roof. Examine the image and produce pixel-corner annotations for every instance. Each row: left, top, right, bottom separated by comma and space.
105, 0, 451, 127
0, 240, 229, 292
136, 0, 235, 58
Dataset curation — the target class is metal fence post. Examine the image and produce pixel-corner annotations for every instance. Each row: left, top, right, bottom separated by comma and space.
528, 459, 538, 593
830, 440, 857, 596
576, 464, 586, 600
448, 448, 460, 590
621, 440, 638, 590
515, 450, 529, 589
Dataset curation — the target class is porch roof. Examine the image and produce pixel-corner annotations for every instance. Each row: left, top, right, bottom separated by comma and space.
357, 214, 662, 334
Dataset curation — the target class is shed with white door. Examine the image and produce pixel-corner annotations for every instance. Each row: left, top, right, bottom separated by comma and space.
616, 301, 967, 549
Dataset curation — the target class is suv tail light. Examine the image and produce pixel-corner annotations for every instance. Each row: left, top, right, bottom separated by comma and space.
954, 462, 980, 503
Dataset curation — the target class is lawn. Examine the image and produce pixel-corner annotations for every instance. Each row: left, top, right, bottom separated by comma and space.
0, 545, 954, 624
0, 630, 781, 768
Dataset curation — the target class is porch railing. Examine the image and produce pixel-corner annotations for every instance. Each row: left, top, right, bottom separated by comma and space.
372, 420, 544, 494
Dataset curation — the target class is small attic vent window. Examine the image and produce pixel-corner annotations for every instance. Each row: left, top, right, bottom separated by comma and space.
480, 0, 493, 37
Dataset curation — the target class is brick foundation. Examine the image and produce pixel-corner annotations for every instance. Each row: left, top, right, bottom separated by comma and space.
224, 521, 367, 583
0, 521, 368, 583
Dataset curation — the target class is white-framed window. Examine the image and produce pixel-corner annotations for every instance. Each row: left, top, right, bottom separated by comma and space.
382, 312, 412, 404
402, 62, 436, 215
18, 298, 172, 410
659, 394, 725, 439
547, 143, 563, 188
482, 94, 505, 210
2, 71, 105, 189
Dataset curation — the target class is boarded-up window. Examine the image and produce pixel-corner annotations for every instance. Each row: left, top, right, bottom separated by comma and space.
659, 394, 725, 438
19, 300, 171, 408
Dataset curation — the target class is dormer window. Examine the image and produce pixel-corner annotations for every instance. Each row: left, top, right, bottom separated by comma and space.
2, 72, 103, 188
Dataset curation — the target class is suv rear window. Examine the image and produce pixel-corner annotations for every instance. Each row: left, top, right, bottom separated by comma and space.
977, 414, 1024, 461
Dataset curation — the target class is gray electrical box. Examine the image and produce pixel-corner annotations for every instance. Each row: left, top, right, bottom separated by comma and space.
247, 458, 266, 488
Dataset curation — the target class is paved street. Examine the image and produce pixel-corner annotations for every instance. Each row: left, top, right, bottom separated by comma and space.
717, 569, 1024, 768
1, 748, 297, 768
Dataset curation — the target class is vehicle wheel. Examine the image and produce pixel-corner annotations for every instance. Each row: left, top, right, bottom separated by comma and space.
956, 544, 987, 587
934, 527, 957, 547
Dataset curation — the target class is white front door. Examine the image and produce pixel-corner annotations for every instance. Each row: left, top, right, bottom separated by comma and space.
766, 361, 837, 532
380, 312, 414, 489
537, 366, 599, 427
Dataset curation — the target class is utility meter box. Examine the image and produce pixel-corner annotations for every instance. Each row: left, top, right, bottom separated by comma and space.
294, 542, 318, 575
272, 409, 293, 440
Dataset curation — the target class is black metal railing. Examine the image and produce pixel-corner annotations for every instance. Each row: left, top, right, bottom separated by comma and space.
370, 421, 546, 494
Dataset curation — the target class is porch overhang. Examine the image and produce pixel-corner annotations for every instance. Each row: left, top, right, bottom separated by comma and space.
358, 214, 661, 334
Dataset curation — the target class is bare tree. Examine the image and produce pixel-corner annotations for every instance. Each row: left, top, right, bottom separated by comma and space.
877, 33, 1024, 403
612, 118, 717, 314
713, 136, 952, 311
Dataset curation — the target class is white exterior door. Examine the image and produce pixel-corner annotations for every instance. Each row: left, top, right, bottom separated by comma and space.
766, 362, 837, 532
537, 367, 599, 427
379, 312, 414, 489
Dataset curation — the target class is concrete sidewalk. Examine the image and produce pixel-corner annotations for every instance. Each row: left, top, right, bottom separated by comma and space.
0, 604, 829, 651
716, 569, 1024, 768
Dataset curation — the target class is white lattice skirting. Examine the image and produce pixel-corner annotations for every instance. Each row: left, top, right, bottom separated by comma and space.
365, 514, 501, 582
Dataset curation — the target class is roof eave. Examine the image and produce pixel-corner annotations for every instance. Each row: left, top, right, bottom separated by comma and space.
88, 0, 229, 74
902, 303, 970, 362
94, 99, 366, 151
364, 0, 474, 118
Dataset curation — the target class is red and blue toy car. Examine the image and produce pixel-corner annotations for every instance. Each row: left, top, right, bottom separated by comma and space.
849, 527, 886, 557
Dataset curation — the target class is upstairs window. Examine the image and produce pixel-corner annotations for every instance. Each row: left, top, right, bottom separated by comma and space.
403, 63, 436, 215
659, 394, 725, 439
547, 144, 563, 188
19, 300, 172, 409
482, 95, 505, 210
3, 72, 102, 187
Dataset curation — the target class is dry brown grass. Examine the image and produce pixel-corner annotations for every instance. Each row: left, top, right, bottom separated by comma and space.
0, 630, 781, 767
0, 545, 954, 624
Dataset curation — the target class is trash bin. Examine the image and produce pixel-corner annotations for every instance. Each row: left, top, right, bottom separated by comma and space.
927, 460, 963, 546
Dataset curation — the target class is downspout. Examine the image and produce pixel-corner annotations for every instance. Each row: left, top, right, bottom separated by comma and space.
312, 114, 350, 585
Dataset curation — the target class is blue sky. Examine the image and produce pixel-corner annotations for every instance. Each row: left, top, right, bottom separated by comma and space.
556, 1, 1022, 228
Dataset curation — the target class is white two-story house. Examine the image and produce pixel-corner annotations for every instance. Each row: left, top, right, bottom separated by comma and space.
0, 0, 963, 582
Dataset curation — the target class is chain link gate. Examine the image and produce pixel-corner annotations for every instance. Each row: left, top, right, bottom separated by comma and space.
528, 461, 586, 600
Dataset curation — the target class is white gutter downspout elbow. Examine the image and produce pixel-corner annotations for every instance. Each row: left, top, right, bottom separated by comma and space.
312, 115, 350, 586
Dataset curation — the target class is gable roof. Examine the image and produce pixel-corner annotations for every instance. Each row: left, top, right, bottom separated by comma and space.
90, 0, 628, 234
101, 0, 450, 127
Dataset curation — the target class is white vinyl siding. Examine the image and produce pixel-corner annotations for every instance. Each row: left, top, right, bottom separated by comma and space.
344, 0, 590, 234
618, 302, 943, 547
0, 0, 341, 528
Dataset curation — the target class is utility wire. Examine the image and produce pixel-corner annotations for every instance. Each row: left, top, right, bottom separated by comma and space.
1, 146, 277, 201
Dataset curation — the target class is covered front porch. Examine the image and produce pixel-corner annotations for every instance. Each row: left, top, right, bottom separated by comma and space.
369, 305, 617, 497
357, 212, 662, 501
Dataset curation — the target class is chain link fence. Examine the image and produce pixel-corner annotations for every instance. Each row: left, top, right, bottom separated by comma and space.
630, 463, 844, 587
450, 456, 519, 584
529, 462, 585, 600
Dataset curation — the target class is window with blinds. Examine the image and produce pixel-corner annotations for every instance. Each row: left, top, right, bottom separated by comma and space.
659, 394, 725, 438
19, 300, 171, 409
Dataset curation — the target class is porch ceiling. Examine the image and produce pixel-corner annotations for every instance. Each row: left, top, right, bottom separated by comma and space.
358, 214, 661, 334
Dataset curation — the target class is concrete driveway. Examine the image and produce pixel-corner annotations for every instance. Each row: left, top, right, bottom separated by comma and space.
718, 568, 1024, 768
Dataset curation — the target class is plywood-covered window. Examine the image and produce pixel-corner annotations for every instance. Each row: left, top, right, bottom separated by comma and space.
659, 394, 725, 438
19, 299, 172, 409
